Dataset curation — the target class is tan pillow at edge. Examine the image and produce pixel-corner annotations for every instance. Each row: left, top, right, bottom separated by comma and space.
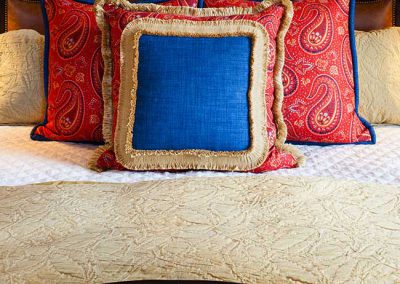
0, 29, 45, 125
356, 27, 400, 125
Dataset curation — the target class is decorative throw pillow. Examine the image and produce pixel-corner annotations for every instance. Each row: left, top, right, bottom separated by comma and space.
31, 0, 198, 143
0, 30, 45, 125
204, 0, 376, 145
90, 0, 303, 172
356, 27, 400, 125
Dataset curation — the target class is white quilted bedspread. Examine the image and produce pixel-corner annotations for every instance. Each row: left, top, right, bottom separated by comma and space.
0, 125, 399, 186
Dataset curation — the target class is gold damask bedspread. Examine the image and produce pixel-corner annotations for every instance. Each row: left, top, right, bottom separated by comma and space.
1, 175, 399, 283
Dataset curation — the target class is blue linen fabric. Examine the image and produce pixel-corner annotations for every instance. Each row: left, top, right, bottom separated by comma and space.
132, 35, 252, 151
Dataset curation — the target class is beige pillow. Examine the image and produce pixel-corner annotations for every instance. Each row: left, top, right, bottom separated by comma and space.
356, 28, 400, 125
0, 29, 45, 125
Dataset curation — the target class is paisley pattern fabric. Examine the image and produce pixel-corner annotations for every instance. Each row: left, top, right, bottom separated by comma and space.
92, 0, 303, 172
283, 0, 373, 144
32, 0, 198, 143
31, 0, 103, 142
204, 0, 375, 145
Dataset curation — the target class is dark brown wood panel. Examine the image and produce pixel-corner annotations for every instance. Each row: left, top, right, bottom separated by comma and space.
355, 0, 393, 30
6, 0, 43, 34
0, 0, 6, 33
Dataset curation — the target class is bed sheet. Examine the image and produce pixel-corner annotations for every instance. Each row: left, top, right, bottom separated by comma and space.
0, 125, 399, 186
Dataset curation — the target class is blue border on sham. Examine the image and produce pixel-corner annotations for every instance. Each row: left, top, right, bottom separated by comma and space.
288, 0, 376, 146
348, 0, 376, 145
30, 0, 171, 142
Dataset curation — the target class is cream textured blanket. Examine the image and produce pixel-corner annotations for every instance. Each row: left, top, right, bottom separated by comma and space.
1, 176, 399, 283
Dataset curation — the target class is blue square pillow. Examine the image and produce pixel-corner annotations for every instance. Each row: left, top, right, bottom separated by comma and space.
90, 0, 303, 172
133, 35, 251, 152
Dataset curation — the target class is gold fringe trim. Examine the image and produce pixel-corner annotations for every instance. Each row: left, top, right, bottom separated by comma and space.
88, 144, 112, 172
115, 19, 269, 171
97, 0, 288, 17
281, 143, 306, 167
260, 0, 305, 167
94, 1, 114, 144
269, 0, 294, 152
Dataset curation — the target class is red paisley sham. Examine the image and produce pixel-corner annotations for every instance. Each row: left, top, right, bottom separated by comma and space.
32, 0, 198, 143
204, 0, 375, 145
92, 0, 302, 172
31, 0, 103, 142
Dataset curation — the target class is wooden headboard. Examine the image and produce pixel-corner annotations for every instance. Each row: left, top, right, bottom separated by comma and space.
0, 0, 400, 34
1, 0, 44, 34
355, 0, 399, 30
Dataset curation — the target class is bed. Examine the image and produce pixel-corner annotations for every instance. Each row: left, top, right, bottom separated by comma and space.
0, 0, 400, 283
0, 125, 399, 186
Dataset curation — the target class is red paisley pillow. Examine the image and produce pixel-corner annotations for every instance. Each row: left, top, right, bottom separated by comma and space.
204, 0, 376, 145
31, 0, 198, 143
90, 0, 304, 172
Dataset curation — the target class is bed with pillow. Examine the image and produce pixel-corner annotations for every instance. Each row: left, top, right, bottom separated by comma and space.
0, 0, 399, 283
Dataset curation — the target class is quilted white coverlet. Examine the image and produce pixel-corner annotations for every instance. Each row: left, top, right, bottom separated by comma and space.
0, 125, 399, 185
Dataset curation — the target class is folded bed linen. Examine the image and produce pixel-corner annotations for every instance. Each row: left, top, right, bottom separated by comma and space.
0, 125, 399, 186
1, 175, 400, 283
